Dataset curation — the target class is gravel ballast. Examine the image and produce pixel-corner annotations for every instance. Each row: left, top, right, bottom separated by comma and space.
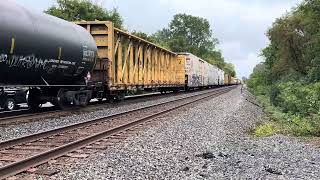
0, 89, 219, 142
50, 87, 320, 179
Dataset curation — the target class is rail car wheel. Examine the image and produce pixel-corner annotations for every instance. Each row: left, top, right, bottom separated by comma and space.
54, 89, 71, 110
160, 89, 166, 94
27, 89, 42, 111
78, 93, 90, 107
4, 98, 16, 111
106, 97, 114, 103
114, 91, 125, 102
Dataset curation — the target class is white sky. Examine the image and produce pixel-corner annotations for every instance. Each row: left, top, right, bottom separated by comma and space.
16, 0, 303, 78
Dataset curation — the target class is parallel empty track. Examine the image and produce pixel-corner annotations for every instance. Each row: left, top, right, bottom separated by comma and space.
0, 86, 236, 179
0, 92, 175, 126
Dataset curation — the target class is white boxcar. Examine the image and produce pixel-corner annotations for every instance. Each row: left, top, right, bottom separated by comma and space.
179, 53, 206, 88
208, 63, 224, 86
203, 62, 209, 87
218, 69, 225, 85
179, 53, 224, 88
208, 64, 216, 86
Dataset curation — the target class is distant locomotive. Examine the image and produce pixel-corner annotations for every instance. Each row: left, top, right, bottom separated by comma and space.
0, 1, 239, 110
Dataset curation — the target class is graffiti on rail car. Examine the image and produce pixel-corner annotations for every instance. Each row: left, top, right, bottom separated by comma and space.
190, 74, 201, 87
0, 53, 76, 73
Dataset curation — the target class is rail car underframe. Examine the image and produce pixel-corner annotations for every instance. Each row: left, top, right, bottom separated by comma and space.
89, 79, 185, 102
25, 85, 92, 110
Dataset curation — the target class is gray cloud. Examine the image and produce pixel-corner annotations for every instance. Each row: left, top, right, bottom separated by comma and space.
113, 0, 302, 78
16, 0, 302, 77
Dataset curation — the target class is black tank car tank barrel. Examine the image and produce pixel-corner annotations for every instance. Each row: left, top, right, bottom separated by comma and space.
0, 1, 98, 86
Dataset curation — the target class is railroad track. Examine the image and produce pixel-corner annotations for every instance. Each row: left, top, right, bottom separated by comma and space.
0, 109, 63, 127
0, 86, 235, 179
0, 92, 175, 126
0, 108, 29, 118
0, 88, 226, 126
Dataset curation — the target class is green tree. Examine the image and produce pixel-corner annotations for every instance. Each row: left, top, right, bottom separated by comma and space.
261, 0, 320, 83
266, 14, 309, 78
45, 0, 123, 28
247, 63, 270, 95
150, 28, 171, 49
152, 13, 235, 73
131, 31, 155, 43
203, 50, 226, 69
130, 30, 172, 50
156, 14, 218, 57
247, 0, 320, 137
224, 63, 236, 77
299, 0, 320, 81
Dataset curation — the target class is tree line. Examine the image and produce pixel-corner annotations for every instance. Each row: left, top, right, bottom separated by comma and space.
45, 0, 236, 77
248, 0, 320, 136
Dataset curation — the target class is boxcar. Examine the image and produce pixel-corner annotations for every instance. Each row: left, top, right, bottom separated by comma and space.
207, 63, 224, 87
178, 53, 224, 89
76, 21, 185, 100
207, 64, 217, 87
178, 53, 205, 89
217, 69, 225, 86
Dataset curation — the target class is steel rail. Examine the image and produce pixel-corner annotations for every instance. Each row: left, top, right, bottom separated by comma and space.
0, 110, 62, 126
0, 86, 235, 179
0, 91, 173, 126
0, 88, 228, 126
0, 86, 234, 149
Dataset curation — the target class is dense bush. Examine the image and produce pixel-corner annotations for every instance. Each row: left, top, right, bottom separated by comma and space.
252, 94, 320, 137
249, 78, 320, 136
276, 82, 320, 116
248, 0, 320, 137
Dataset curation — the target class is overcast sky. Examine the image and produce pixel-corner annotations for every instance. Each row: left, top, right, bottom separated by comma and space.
16, 0, 302, 78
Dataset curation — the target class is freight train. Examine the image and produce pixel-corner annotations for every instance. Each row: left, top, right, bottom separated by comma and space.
178, 53, 225, 90
0, 1, 239, 110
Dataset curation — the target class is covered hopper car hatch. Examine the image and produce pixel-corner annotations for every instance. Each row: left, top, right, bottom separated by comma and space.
0, 1, 98, 110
